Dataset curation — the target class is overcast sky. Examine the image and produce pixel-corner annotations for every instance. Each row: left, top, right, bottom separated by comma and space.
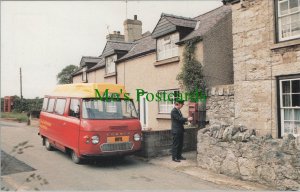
1, 1, 222, 99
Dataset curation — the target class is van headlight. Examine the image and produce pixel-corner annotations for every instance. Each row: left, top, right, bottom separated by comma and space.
134, 133, 141, 141
91, 135, 99, 144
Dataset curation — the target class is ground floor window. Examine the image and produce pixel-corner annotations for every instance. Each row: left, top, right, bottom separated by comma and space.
279, 76, 300, 137
158, 90, 179, 114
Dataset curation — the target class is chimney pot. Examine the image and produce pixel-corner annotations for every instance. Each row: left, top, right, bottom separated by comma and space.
134, 15, 137, 20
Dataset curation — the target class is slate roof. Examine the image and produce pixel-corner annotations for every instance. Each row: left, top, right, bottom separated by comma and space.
162, 13, 197, 29
151, 13, 197, 39
88, 56, 106, 72
117, 35, 156, 62
178, 5, 232, 44
102, 41, 135, 57
74, 40, 136, 73
72, 67, 84, 76
80, 56, 102, 67
73, 5, 232, 77
72, 56, 102, 76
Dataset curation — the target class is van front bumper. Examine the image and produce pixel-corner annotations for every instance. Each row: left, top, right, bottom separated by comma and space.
80, 150, 140, 159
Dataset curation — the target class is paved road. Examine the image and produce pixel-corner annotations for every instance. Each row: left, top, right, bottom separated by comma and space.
1, 120, 233, 191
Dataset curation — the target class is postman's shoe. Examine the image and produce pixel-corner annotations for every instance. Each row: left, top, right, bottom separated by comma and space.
178, 156, 186, 160
172, 158, 181, 162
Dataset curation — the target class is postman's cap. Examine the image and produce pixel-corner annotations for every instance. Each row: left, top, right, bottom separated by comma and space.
175, 99, 185, 104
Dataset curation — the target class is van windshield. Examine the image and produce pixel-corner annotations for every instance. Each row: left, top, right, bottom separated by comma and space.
82, 99, 138, 120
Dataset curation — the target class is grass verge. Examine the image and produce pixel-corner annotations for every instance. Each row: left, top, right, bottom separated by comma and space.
1, 112, 28, 122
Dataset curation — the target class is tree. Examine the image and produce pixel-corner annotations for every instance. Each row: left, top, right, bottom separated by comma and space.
57, 65, 78, 84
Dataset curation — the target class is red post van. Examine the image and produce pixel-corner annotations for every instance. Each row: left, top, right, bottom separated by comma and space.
39, 83, 142, 164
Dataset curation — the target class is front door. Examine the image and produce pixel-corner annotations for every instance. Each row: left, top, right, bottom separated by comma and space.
139, 95, 148, 130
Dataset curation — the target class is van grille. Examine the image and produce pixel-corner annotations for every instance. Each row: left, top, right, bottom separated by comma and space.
100, 142, 133, 152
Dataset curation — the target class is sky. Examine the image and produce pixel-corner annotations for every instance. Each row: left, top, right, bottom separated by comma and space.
1, 0, 222, 99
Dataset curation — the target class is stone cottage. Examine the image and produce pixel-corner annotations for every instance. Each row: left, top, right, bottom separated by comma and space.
221, 0, 300, 139
72, 5, 233, 131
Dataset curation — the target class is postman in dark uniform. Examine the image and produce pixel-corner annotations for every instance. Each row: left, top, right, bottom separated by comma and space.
171, 101, 191, 162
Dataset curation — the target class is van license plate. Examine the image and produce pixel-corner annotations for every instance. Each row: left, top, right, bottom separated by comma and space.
107, 136, 129, 143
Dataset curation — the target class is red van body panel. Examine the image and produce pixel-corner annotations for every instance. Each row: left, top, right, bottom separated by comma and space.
78, 119, 141, 156
39, 97, 142, 159
39, 83, 142, 161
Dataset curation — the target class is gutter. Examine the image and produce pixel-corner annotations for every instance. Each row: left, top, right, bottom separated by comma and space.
176, 36, 203, 46
116, 49, 156, 63
222, 0, 240, 5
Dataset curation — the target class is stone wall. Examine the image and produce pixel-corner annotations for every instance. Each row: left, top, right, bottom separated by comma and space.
197, 125, 300, 190
138, 127, 199, 158
206, 84, 235, 126
231, 0, 300, 137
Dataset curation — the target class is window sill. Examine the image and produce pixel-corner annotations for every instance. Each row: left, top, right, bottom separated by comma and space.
271, 39, 300, 50
156, 113, 171, 119
154, 56, 180, 66
104, 72, 116, 78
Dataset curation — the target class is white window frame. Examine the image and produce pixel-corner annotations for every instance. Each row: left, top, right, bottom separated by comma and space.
105, 55, 117, 74
279, 78, 300, 137
277, 0, 300, 41
156, 33, 179, 61
158, 90, 179, 114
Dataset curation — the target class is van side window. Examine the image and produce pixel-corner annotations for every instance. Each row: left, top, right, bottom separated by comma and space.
55, 99, 66, 115
69, 99, 80, 118
42, 98, 49, 111
47, 98, 55, 113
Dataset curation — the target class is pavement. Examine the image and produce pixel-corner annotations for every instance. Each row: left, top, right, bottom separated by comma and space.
143, 152, 274, 191
1, 119, 274, 191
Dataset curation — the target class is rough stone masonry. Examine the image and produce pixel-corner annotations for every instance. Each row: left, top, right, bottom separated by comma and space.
197, 124, 300, 190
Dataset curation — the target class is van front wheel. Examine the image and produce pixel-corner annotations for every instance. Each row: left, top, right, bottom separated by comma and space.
71, 150, 82, 164
44, 138, 53, 151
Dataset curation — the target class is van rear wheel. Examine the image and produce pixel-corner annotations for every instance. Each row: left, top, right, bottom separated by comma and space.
44, 138, 53, 151
71, 150, 82, 164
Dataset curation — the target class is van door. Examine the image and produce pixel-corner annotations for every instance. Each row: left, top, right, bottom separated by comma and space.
139, 95, 148, 130
63, 98, 81, 151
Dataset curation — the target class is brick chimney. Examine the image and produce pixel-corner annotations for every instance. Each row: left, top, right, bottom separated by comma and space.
123, 15, 142, 42
106, 31, 124, 42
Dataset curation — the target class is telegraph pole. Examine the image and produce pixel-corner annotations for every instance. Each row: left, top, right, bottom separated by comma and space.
20, 67, 23, 100
125, 0, 128, 19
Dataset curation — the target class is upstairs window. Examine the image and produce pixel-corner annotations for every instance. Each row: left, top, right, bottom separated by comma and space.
157, 33, 179, 61
277, 0, 300, 41
105, 55, 117, 74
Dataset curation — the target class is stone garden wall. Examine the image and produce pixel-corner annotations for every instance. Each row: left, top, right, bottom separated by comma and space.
206, 84, 235, 126
197, 125, 300, 190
